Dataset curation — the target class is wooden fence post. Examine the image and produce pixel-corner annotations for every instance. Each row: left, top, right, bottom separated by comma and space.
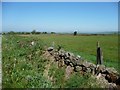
96, 41, 103, 65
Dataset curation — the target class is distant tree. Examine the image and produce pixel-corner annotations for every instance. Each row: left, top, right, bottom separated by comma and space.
2, 32, 6, 35
51, 32, 56, 34
36, 32, 41, 34
17, 32, 21, 34
74, 31, 77, 36
25, 32, 30, 34
42, 32, 47, 34
24, 32, 27, 34
21, 32, 25, 34
31, 30, 36, 34
44, 32, 47, 34
8, 31, 15, 34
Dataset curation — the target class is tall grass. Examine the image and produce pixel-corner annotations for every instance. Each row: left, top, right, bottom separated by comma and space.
2, 35, 52, 88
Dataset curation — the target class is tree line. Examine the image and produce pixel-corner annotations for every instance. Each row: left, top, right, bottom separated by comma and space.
2, 30, 55, 35
2, 30, 78, 35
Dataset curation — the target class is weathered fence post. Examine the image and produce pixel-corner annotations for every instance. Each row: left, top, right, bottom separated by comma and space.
96, 41, 103, 65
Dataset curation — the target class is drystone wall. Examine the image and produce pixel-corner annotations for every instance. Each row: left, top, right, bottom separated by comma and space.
47, 46, 120, 87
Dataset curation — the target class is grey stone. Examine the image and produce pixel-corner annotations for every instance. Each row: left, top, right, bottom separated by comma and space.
64, 59, 71, 66
69, 55, 75, 60
82, 61, 91, 68
108, 83, 117, 89
82, 66, 87, 72
89, 63, 96, 68
76, 55, 81, 60
58, 59, 64, 67
86, 68, 91, 73
69, 52, 74, 57
65, 66, 74, 79
54, 56, 60, 61
69, 62, 74, 67
47, 47, 54, 52
89, 64, 96, 75
105, 68, 119, 83
96, 65, 106, 74
74, 66, 82, 72
105, 73, 118, 83
65, 52, 70, 59
106, 67, 119, 75
49, 51, 54, 55
76, 60, 83, 66
58, 49, 65, 58
70, 58, 77, 66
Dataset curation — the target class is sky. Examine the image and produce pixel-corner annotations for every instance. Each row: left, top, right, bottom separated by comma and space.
2, 0, 120, 2
2, 2, 118, 33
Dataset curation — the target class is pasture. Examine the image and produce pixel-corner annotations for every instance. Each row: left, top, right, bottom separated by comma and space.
23, 34, 118, 69
2, 34, 118, 88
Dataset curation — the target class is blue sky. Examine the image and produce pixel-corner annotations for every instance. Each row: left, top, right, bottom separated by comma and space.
2, 2, 118, 33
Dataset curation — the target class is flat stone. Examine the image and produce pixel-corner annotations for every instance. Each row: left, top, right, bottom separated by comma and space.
106, 67, 119, 75
70, 59, 77, 66
86, 67, 91, 73
47, 47, 54, 52
64, 59, 71, 66
82, 61, 91, 68
65, 66, 74, 79
76, 60, 83, 66
74, 66, 82, 72
76, 55, 81, 60
105, 73, 118, 83
96, 65, 106, 74
82, 66, 87, 72
69, 52, 74, 57
69, 62, 74, 67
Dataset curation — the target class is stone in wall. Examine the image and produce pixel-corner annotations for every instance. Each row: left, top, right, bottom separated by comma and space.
65, 66, 74, 80
47, 47, 54, 52
64, 59, 71, 66
74, 66, 82, 72
95, 65, 106, 75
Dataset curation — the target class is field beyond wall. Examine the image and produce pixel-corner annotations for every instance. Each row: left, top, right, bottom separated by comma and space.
22, 34, 118, 69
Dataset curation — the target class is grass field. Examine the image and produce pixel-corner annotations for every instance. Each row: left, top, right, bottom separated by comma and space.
23, 34, 118, 69
2, 34, 118, 88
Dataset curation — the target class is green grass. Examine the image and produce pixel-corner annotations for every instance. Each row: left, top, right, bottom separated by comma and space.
48, 62, 65, 88
64, 72, 100, 88
2, 34, 118, 88
2, 35, 52, 88
26, 34, 118, 70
